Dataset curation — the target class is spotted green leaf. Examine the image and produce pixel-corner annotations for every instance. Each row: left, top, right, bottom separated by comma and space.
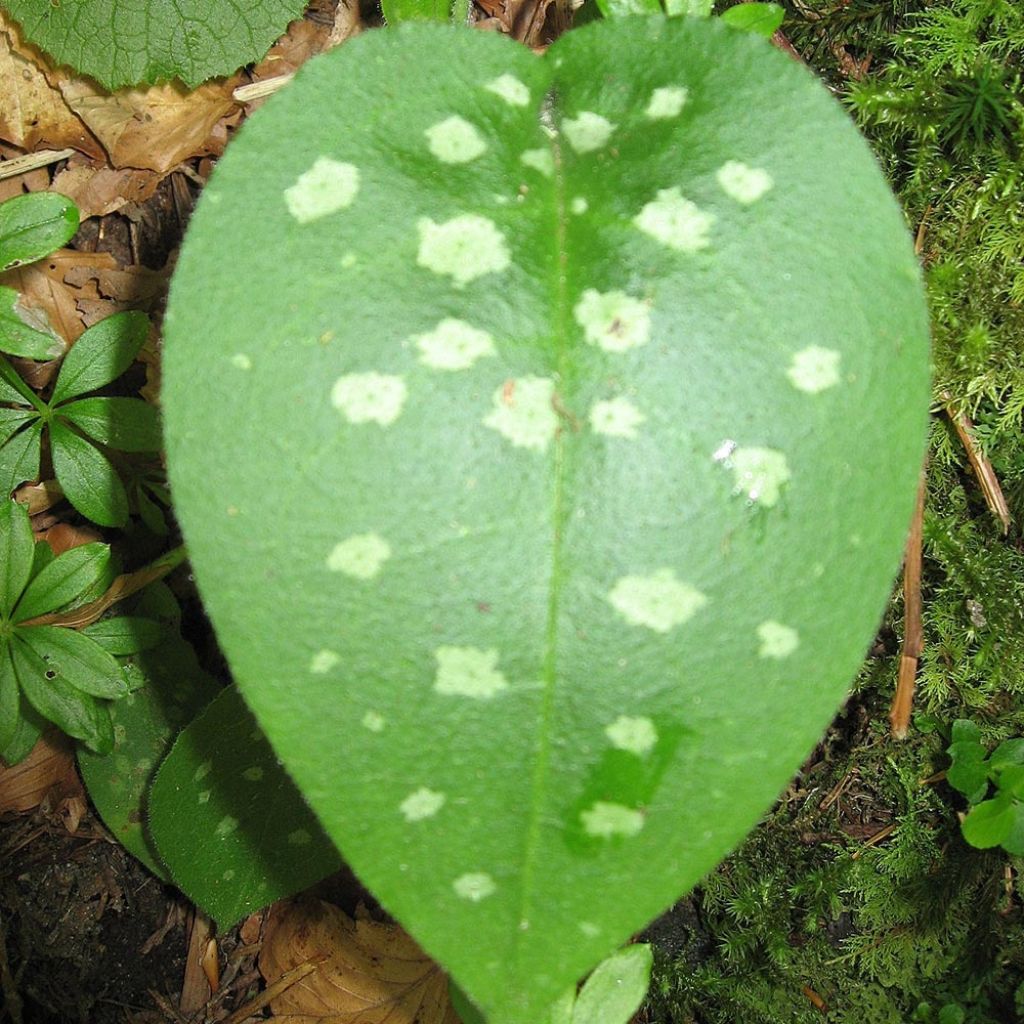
78, 583, 219, 879
162, 19, 929, 1022
148, 685, 343, 927
0, 192, 79, 272
1, 0, 308, 90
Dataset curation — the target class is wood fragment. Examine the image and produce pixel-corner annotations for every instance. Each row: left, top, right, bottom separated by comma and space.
180, 910, 214, 1014
914, 204, 932, 256
941, 390, 1012, 534
851, 822, 897, 859
818, 770, 856, 813
232, 75, 294, 103
0, 148, 75, 181
802, 984, 828, 1013
890, 469, 926, 740
201, 936, 221, 994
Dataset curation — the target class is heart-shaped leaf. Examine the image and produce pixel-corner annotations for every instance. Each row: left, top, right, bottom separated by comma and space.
162, 18, 929, 1022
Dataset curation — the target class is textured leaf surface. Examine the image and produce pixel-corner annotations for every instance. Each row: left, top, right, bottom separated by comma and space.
50, 311, 149, 405
0, 285, 64, 359
13, 541, 113, 621
148, 686, 343, 927
0, 192, 79, 272
0, 498, 33, 617
162, 19, 930, 1021
2, 0, 308, 89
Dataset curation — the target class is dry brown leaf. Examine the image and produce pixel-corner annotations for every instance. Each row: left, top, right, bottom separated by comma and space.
51, 155, 163, 219
62, 259, 169, 325
0, 730, 80, 812
40, 521, 103, 555
0, 13, 103, 160
59, 78, 237, 173
259, 900, 459, 1024
0, 143, 55, 202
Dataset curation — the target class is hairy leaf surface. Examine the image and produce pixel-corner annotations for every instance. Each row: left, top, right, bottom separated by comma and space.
162, 19, 930, 1021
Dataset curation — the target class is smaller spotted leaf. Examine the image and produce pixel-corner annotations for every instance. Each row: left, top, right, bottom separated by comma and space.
148, 685, 343, 927
0, 192, 79, 272
163, 18, 929, 1023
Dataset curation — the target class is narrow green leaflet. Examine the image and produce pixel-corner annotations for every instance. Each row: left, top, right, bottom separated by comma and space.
81, 616, 165, 655
59, 397, 162, 453
148, 686, 343, 927
13, 541, 114, 622
0, 499, 33, 616
571, 944, 652, 1024
1, 0, 308, 90
0, 687, 45, 765
162, 19, 929, 1022
0, 286, 65, 360
78, 584, 219, 879
50, 311, 149, 405
0, 421, 41, 498
719, 3, 785, 37
49, 421, 129, 527
0, 192, 79, 271
20, 626, 127, 699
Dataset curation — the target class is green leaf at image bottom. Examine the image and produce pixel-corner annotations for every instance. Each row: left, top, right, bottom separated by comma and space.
148, 686, 343, 927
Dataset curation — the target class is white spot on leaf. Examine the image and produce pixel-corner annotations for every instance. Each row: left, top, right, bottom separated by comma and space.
570, 196, 588, 215
573, 289, 651, 352
485, 74, 530, 107
716, 160, 773, 204
193, 760, 212, 782
483, 376, 558, 452
590, 397, 645, 438
787, 346, 841, 393
728, 446, 791, 507
362, 711, 385, 732
242, 766, 264, 782
400, 787, 446, 821
453, 872, 496, 901
605, 715, 658, 755
415, 318, 496, 371
284, 157, 360, 223
288, 829, 311, 846
434, 646, 508, 699
231, 353, 251, 370
327, 533, 391, 579
215, 815, 239, 837
331, 372, 407, 426
425, 115, 487, 164
581, 801, 644, 838
520, 148, 554, 177
757, 620, 799, 659
634, 187, 714, 252
417, 215, 510, 288
563, 111, 616, 153
609, 569, 707, 633
198, 790, 211, 804
309, 649, 340, 674
645, 86, 689, 120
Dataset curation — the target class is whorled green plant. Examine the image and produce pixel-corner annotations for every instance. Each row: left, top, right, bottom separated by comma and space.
161, 17, 929, 1022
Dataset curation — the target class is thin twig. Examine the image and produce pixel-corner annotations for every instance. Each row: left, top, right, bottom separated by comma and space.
232, 76, 293, 103
851, 822, 897, 859
0, 149, 76, 182
219, 957, 327, 1024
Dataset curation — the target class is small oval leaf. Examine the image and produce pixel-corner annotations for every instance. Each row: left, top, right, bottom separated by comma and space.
0, 192, 79, 271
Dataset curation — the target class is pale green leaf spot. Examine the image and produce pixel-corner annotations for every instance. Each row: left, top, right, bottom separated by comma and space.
193, 759, 212, 782
609, 569, 707, 633
331, 372, 407, 426
757, 620, 799, 659
644, 86, 689, 120
570, 196, 588, 215
520, 148, 554, 178
434, 645, 509, 699
563, 111, 616, 154
453, 872, 497, 901
223, 869, 236, 881
400, 787, 447, 822
483, 376, 559, 453
326, 533, 392, 579
579, 921, 601, 937
484, 74, 530, 107
581, 801, 645, 838
284, 157, 360, 223
288, 828, 312, 845
231, 353, 252, 370
633, 187, 714, 252
198, 790, 211, 804
716, 160, 773, 204
340, 251, 357, 268
415, 318, 496, 371
573, 289, 651, 353
787, 346, 841, 393
727, 446, 791, 506
215, 815, 239, 837
309, 649, 341, 674
605, 715, 658, 756
242, 766, 264, 782
589, 397, 645, 438
416, 215, 510, 288
425, 115, 487, 164
362, 710, 385, 732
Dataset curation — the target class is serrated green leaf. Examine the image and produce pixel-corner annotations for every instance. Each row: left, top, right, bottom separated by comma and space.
0, 355, 40, 405
50, 311, 150, 405
49, 421, 129, 526
162, 19, 929, 1021
0, 409, 37, 449
13, 541, 113, 622
0, 689, 45, 765
0, 285, 65, 360
78, 584, 218, 879
0, 192, 79, 271
81, 616, 164, 655
991, 738, 1024, 771
572, 944, 652, 1024
719, 3, 784, 37
148, 686, 343, 928
0, 420, 42, 496
19, 626, 128, 699
3, 0, 308, 90
11, 634, 112, 752
59, 396, 162, 453
0, 640, 18, 751
0, 497, 34, 617
382, 0, 453, 23
961, 793, 1017, 850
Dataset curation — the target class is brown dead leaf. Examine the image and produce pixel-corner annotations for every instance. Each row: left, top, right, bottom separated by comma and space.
62, 259, 168, 326
40, 521, 103, 555
0, 730, 80, 812
259, 900, 459, 1024
59, 78, 237, 173
0, 13, 103, 160
51, 155, 163, 219
0, 143, 55, 202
